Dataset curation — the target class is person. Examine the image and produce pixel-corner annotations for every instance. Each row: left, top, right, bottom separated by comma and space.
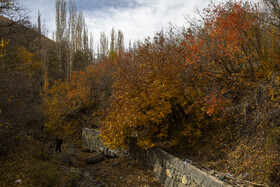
55, 138, 63, 152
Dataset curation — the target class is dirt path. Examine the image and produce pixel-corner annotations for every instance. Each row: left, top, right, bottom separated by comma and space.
76, 156, 162, 187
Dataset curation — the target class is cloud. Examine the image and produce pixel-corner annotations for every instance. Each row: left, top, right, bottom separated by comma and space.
17, 0, 261, 48
84, 0, 204, 46
83, 0, 261, 46
77, 0, 139, 11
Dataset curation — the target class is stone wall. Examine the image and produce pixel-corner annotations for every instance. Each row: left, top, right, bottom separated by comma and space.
82, 128, 127, 158
82, 128, 231, 187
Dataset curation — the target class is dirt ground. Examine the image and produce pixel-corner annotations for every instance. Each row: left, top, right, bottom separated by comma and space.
81, 156, 162, 187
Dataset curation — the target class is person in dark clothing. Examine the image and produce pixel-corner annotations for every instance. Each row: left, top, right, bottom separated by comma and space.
55, 138, 63, 152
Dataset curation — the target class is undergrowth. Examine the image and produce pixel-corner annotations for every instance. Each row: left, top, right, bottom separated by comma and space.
0, 135, 81, 187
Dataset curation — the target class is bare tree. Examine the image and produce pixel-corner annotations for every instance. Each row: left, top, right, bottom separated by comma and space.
0, 0, 29, 25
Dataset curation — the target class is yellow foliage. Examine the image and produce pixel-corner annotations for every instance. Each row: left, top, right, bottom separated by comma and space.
0, 39, 9, 57
42, 70, 91, 136
101, 33, 208, 149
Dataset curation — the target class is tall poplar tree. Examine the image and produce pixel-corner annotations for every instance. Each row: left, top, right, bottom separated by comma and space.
56, 0, 67, 76
117, 30, 124, 53
100, 31, 108, 59
68, 0, 77, 76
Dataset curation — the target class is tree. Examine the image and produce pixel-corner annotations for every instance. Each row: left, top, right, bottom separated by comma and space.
100, 31, 205, 149
110, 27, 115, 52
75, 11, 84, 52
55, 0, 67, 76
109, 27, 116, 59
67, 0, 77, 77
99, 31, 108, 59
116, 30, 124, 54
37, 11, 41, 35
89, 32, 94, 60
0, 0, 28, 24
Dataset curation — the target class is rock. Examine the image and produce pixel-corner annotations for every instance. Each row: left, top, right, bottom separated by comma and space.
226, 173, 234, 178
59, 153, 72, 165
115, 148, 127, 158
83, 128, 128, 158
153, 164, 163, 175
85, 152, 104, 164
166, 169, 172, 178
182, 175, 187, 185
82, 128, 103, 152
209, 170, 215, 175
190, 182, 197, 187
15, 179, 22, 184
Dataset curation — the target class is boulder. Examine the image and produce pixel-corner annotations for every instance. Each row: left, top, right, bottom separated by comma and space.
85, 152, 104, 164
82, 128, 103, 152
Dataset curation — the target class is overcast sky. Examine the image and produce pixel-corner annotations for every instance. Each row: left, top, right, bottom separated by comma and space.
17, 0, 260, 47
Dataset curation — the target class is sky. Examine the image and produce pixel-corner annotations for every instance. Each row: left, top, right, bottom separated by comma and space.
17, 0, 260, 47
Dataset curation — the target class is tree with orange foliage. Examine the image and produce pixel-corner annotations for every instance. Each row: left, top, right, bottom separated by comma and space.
101, 31, 209, 149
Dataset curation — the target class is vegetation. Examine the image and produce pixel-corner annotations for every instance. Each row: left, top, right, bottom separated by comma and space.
0, 0, 279, 186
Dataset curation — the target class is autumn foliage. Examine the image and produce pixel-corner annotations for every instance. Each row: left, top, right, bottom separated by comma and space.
39, 0, 280, 185
42, 58, 115, 137
101, 33, 188, 148
100, 1, 279, 184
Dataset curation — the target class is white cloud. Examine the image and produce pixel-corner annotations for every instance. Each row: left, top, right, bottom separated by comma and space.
84, 0, 204, 46
17, 0, 261, 48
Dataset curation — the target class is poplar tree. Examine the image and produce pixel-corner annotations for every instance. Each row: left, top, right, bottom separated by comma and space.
110, 28, 115, 52
75, 11, 84, 52
117, 30, 124, 53
68, 0, 77, 76
55, 0, 67, 76
37, 11, 41, 35
89, 32, 94, 60
109, 27, 116, 59
100, 32, 108, 59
